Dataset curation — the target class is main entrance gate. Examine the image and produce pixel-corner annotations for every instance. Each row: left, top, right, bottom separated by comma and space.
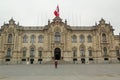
54, 48, 61, 60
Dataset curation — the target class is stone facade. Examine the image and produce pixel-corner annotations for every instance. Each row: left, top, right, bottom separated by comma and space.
0, 17, 120, 64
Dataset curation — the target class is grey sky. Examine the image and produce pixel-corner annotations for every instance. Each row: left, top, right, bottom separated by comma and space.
0, 0, 120, 34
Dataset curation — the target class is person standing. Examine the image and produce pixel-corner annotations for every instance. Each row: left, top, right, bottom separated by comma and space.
55, 60, 58, 69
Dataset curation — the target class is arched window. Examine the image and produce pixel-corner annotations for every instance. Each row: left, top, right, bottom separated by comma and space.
7, 48, 11, 57
103, 47, 107, 56
30, 48, 34, 57
80, 35, 84, 43
23, 35, 28, 43
8, 34, 12, 43
31, 35, 35, 43
38, 50, 42, 58
55, 32, 60, 43
88, 47, 92, 56
80, 47, 85, 57
87, 35, 92, 42
38, 35, 44, 43
72, 35, 77, 43
102, 33, 107, 42
73, 48, 77, 57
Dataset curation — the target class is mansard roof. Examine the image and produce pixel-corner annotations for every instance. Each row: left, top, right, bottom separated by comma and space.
70, 26, 95, 30
22, 26, 44, 30
0, 17, 115, 32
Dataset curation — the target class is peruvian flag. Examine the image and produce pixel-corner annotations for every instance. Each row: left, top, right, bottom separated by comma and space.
54, 5, 59, 17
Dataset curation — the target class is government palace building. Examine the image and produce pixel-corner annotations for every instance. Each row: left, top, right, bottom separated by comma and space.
0, 17, 120, 64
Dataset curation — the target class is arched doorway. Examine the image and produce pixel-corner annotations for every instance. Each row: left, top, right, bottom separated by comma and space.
54, 48, 61, 60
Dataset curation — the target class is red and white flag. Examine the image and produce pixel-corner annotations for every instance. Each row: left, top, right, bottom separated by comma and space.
54, 5, 59, 17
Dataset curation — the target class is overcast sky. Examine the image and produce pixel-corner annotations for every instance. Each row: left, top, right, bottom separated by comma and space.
0, 0, 120, 34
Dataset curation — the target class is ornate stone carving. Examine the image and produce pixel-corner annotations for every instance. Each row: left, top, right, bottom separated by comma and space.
8, 28, 14, 33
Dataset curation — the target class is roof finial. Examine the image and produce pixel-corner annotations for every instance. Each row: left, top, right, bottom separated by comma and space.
99, 18, 105, 25
17, 22, 19, 26
109, 22, 111, 25
9, 17, 15, 25
65, 19, 67, 25
4, 21, 5, 25
48, 19, 50, 25
95, 22, 97, 26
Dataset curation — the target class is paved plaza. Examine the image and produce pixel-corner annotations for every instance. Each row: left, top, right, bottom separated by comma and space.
0, 64, 120, 80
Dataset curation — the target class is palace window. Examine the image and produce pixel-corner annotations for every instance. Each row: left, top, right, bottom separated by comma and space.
23, 35, 28, 43
80, 47, 85, 56
30, 48, 34, 57
31, 35, 35, 43
72, 35, 77, 43
8, 34, 12, 43
73, 49, 77, 57
80, 35, 85, 43
38, 35, 44, 43
103, 47, 107, 56
87, 35, 92, 42
88, 47, 92, 56
7, 48, 11, 57
55, 32, 60, 43
23, 50, 26, 57
102, 33, 107, 42
38, 51, 42, 58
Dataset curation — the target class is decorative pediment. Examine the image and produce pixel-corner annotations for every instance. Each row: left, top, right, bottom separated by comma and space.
21, 47, 27, 51
80, 43, 85, 50
72, 47, 77, 50
54, 27, 61, 32
9, 18, 15, 25
99, 18, 105, 25
30, 44, 35, 49
100, 27, 106, 32
52, 17, 62, 25
38, 47, 43, 51
53, 17, 62, 22
8, 28, 14, 33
